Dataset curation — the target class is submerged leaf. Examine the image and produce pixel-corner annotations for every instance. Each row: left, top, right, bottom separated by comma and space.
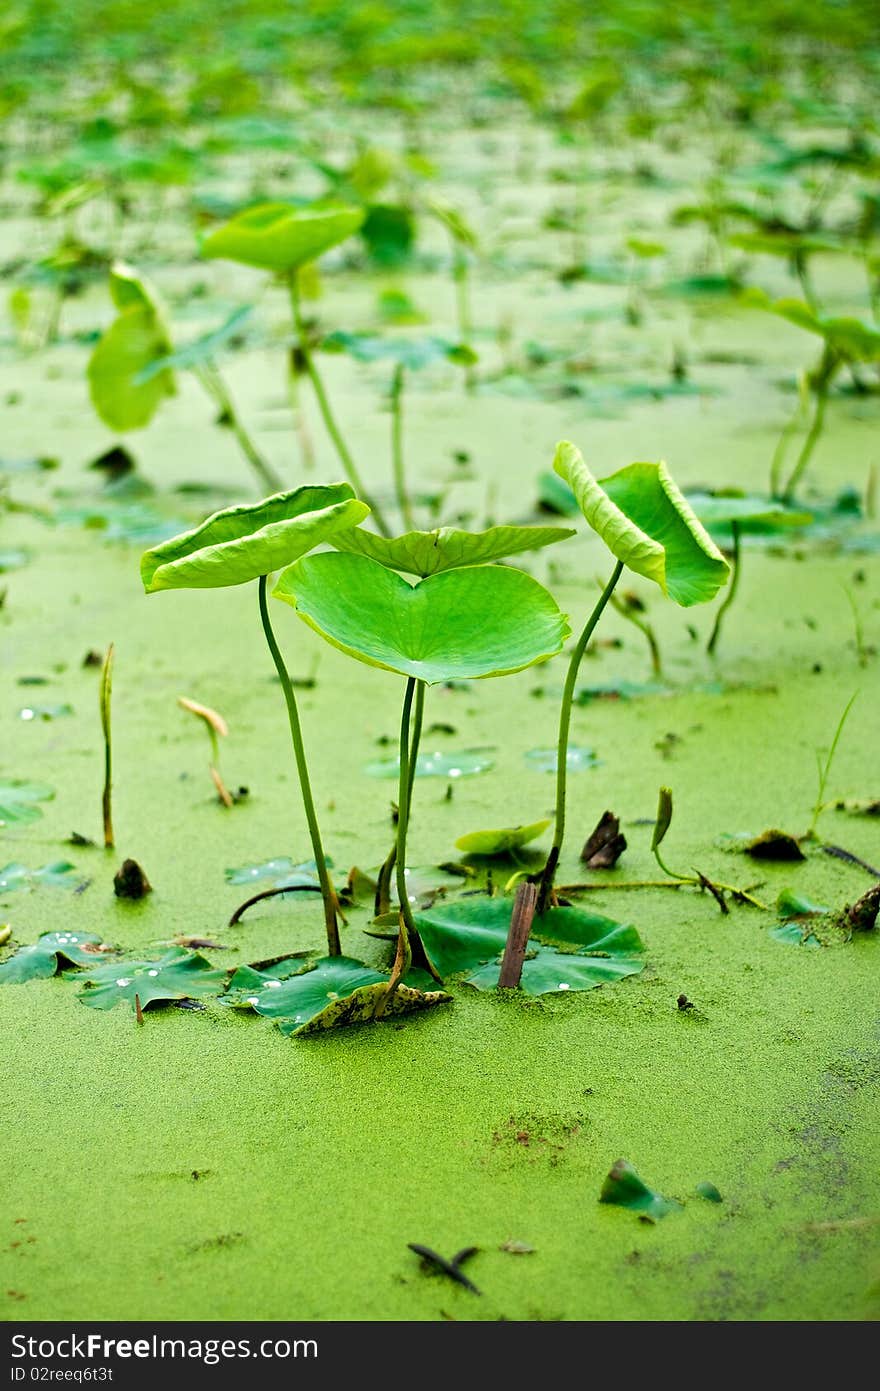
225, 857, 325, 887
365, 750, 494, 779
554, 442, 729, 606
77, 948, 226, 1011
332, 524, 575, 577
599, 1159, 681, 1221
0, 930, 111, 985
141, 484, 369, 591
524, 746, 598, 773
219, 957, 315, 1006
777, 889, 830, 920
274, 552, 570, 684
0, 780, 55, 827
455, 820, 552, 856
0, 862, 80, 892
201, 202, 365, 273
770, 923, 821, 947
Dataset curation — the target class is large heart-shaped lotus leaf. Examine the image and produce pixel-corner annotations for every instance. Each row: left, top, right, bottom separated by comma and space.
141, 484, 369, 591
413, 896, 642, 980
0, 930, 111, 985
743, 290, 880, 362
0, 862, 80, 892
467, 944, 643, 995
273, 552, 570, 683
553, 442, 729, 607
331, 523, 575, 577
77, 948, 226, 1012
201, 203, 365, 273
687, 493, 812, 534
88, 306, 176, 432
0, 779, 54, 827
455, 820, 552, 856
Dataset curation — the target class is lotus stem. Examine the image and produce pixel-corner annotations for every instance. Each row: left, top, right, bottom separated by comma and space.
374, 679, 425, 917
706, 520, 741, 657
609, 588, 662, 676
807, 691, 858, 841
195, 362, 284, 495
288, 274, 391, 536
258, 575, 341, 955
537, 559, 624, 912
769, 385, 806, 499
100, 643, 114, 850
390, 362, 416, 531
782, 363, 833, 503
452, 248, 476, 391
378, 676, 421, 1014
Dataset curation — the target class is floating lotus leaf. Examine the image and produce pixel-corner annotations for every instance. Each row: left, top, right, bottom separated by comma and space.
0, 779, 54, 827
201, 202, 365, 273
364, 750, 494, 779
224, 857, 326, 887
332, 523, 575, 577
323, 332, 473, 371
219, 957, 316, 1006
0, 862, 80, 892
77, 948, 226, 1012
553, 441, 729, 606
688, 493, 812, 534
273, 552, 569, 683
141, 484, 369, 591
413, 895, 642, 986
223, 955, 451, 1035
0, 930, 111, 985
455, 820, 552, 856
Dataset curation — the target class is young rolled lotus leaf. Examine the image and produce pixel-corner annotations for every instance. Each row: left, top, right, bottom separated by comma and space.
273, 552, 569, 682
554, 442, 729, 606
200, 203, 365, 274
141, 484, 369, 591
331, 523, 575, 577
538, 441, 728, 911
0, 930, 112, 985
88, 295, 176, 432
77, 948, 226, 1012
455, 819, 552, 857
274, 549, 571, 1011
141, 484, 370, 959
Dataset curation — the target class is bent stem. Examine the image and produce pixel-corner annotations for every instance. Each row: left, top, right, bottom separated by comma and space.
390, 363, 416, 531
258, 575, 341, 956
769, 381, 807, 498
377, 676, 421, 1014
195, 362, 284, 495
375, 680, 424, 916
537, 559, 624, 912
609, 588, 662, 677
288, 274, 391, 536
706, 520, 741, 657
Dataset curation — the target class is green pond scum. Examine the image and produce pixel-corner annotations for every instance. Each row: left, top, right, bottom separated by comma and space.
1, 0, 879, 1325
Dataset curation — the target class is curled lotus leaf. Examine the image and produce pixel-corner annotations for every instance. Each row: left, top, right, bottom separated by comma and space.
201, 202, 365, 273
141, 483, 369, 591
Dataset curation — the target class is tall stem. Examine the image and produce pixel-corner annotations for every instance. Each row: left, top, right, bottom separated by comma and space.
288, 274, 391, 536
782, 364, 834, 503
378, 677, 421, 1013
706, 521, 741, 657
374, 678, 424, 916
100, 643, 114, 850
390, 363, 416, 531
258, 575, 341, 956
196, 363, 284, 495
769, 391, 805, 499
537, 560, 624, 911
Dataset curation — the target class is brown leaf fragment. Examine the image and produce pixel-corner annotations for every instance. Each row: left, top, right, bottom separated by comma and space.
581, 810, 627, 868
846, 883, 880, 933
743, 829, 805, 861
173, 936, 228, 950
113, 859, 152, 899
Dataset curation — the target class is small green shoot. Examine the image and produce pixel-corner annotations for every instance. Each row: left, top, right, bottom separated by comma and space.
178, 696, 233, 807
807, 691, 858, 840
100, 643, 114, 850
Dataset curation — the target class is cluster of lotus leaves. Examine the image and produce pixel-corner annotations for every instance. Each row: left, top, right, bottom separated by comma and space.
200, 202, 365, 273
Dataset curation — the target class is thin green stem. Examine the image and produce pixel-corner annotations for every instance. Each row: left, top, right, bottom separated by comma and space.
782, 366, 833, 503
808, 690, 858, 840
196, 363, 284, 495
537, 560, 624, 911
609, 590, 661, 675
100, 643, 114, 850
374, 679, 425, 917
452, 249, 476, 391
288, 274, 391, 536
258, 575, 341, 956
390, 363, 416, 531
769, 389, 805, 498
706, 520, 741, 656
378, 677, 420, 1013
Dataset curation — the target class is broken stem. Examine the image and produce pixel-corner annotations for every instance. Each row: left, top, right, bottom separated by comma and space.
537, 559, 624, 912
100, 642, 114, 850
498, 881, 538, 989
258, 574, 341, 955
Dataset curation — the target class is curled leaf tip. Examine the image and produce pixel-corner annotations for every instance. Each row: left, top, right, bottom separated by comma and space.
178, 697, 229, 737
